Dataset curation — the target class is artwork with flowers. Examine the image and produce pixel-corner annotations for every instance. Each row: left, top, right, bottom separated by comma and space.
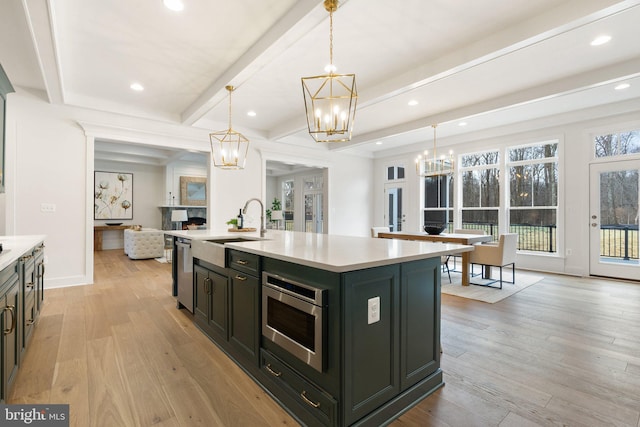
94, 171, 133, 219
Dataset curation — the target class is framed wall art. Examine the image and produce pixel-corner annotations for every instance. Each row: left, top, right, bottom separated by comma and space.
94, 171, 134, 219
180, 176, 206, 206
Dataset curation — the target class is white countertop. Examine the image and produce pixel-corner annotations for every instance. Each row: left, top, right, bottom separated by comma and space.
0, 235, 47, 271
172, 229, 472, 273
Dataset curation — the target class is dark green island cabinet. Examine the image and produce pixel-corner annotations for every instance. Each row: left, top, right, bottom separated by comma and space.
0, 238, 46, 403
192, 248, 442, 427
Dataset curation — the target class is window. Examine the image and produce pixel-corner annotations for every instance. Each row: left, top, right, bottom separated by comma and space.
386, 166, 405, 181
507, 142, 558, 253
595, 130, 640, 158
422, 175, 453, 230
460, 151, 500, 238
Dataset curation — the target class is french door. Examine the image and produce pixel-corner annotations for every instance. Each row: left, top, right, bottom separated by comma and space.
304, 192, 323, 233
589, 159, 640, 280
384, 183, 406, 232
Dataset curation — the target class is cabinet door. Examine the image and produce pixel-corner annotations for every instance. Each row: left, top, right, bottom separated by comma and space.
400, 258, 440, 390
193, 265, 210, 322
229, 270, 259, 364
2, 279, 20, 401
208, 270, 228, 340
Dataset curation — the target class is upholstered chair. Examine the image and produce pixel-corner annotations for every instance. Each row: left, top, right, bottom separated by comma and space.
371, 226, 390, 237
469, 233, 518, 289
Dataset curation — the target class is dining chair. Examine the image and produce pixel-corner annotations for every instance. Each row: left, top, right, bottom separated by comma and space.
371, 226, 390, 237
451, 228, 488, 271
441, 255, 451, 283
469, 233, 517, 289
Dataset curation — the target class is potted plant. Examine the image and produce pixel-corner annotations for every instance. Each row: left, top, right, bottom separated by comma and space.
266, 198, 282, 222
226, 218, 238, 229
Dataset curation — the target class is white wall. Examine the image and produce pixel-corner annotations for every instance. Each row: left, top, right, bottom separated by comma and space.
373, 101, 640, 277
3, 90, 373, 288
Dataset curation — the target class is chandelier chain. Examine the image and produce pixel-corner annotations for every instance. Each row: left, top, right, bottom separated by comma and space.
228, 87, 233, 130
329, 9, 334, 69
432, 124, 437, 158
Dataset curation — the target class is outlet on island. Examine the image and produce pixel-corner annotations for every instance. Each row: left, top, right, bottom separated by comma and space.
368, 296, 380, 324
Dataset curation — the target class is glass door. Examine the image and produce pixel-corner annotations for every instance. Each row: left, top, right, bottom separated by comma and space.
384, 183, 405, 231
589, 159, 639, 280
303, 175, 325, 233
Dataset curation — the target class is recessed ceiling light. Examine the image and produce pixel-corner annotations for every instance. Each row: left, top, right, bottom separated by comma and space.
407, 100, 419, 106
163, 0, 184, 11
130, 82, 144, 91
590, 35, 611, 46
247, 111, 256, 117
375, 141, 383, 145
458, 122, 467, 127
614, 83, 631, 90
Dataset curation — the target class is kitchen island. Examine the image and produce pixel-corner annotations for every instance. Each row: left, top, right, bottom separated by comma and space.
165, 229, 471, 426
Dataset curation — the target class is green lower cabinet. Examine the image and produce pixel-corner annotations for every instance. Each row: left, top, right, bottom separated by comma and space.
194, 263, 228, 341
343, 264, 401, 425
229, 269, 259, 365
400, 259, 440, 390
1, 264, 20, 402
342, 257, 441, 426
191, 252, 442, 426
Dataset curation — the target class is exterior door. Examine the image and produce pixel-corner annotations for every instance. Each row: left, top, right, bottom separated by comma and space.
384, 183, 406, 232
589, 159, 639, 280
304, 192, 323, 233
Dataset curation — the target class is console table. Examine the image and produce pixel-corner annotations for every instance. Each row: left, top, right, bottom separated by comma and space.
94, 225, 130, 251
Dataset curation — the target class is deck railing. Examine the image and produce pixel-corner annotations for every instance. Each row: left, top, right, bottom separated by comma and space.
600, 225, 639, 260
452, 222, 639, 260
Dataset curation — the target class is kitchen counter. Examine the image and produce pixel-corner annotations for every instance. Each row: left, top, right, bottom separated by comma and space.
0, 235, 47, 270
168, 229, 472, 273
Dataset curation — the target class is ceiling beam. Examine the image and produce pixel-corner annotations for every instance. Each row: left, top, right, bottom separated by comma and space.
267, 0, 640, 142
21, 0, 64, 104
329, 57, 640, 151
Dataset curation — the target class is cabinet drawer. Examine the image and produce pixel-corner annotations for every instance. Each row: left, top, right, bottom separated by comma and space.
261, 350, 337, 426
227, 250, 259, 276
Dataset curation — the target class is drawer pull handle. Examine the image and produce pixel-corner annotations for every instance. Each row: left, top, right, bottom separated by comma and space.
236, 260, 249, 265
300, 391, 320, 408
235, 275, 247, 281
265, 363, 282, 377
3, 305, 16, 335
27, 282, 35, 289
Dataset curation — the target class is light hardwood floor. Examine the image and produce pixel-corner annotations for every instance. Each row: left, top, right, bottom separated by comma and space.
9, 250, 640, 427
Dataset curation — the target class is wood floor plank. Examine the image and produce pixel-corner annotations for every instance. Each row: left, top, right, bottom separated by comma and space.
9, 250, 640, 427
50, 358, 90, 427
85, 337, 137, 427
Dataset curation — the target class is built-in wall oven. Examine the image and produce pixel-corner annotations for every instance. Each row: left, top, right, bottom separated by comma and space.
262, 272, 326, 372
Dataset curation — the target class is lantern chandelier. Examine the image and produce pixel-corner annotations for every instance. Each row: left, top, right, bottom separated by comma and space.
301, 0, 357, 143
209, 85, 250, 170
415, 124, 455, 177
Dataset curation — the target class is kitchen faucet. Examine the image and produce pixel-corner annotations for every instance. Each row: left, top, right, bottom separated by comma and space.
243, 198, 266, 237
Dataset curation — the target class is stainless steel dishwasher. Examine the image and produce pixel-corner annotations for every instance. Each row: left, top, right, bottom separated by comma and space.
176, 237, 193, 312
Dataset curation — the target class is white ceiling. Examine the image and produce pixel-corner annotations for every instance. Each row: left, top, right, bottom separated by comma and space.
1, 0, 640, 165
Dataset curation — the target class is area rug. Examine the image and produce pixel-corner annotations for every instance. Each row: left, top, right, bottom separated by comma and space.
441, 270, 543, 303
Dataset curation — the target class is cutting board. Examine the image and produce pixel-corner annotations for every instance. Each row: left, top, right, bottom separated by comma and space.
228, 228, 257, 232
